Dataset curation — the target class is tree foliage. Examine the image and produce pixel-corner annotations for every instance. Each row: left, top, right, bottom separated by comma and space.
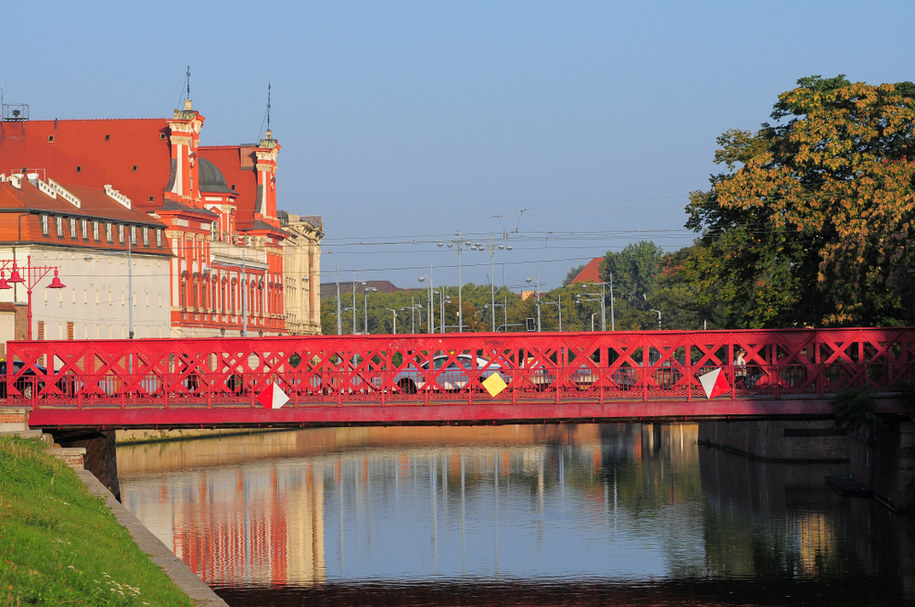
685, 75, 915, 327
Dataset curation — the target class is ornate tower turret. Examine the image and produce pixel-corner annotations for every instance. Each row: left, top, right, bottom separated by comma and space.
165, 98, 205, 205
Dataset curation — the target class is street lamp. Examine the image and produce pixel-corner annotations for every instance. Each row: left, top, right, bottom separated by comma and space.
576, 292, 601, 331
384, 307, 397, 334
479, 235, 512, 331
0, 256, 66, 340
484, 299, 508, 332
525, 267, 541, 331
418, 264, 433, 333
363, 286, 376, 334
542, 292, 563, 331
650, 308, 662, 330
351, 274, 360, 335
576, 280, 613, 331
438, 230, 470, 332
432, 287, 451, 333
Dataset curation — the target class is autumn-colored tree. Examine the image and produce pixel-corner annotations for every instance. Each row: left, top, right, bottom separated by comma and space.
685, 75, 915, 327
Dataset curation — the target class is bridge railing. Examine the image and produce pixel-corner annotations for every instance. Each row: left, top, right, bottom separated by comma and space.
3, 327, 914, 410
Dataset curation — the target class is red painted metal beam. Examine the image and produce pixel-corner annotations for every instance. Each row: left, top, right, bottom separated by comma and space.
4, 327, 914, 429
24, 397, 910, 429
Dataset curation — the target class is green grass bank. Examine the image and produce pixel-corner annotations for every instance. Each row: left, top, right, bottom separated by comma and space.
0, 435, 196, 606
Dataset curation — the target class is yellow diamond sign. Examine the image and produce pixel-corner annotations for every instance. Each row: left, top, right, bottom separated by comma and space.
482, 373, 507, 397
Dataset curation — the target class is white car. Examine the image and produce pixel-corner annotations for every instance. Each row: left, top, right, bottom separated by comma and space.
393, 354, 505, 394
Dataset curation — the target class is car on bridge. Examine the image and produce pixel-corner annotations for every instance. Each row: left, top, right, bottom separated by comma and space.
393, 354, 506, 394
0, 360, 48, 399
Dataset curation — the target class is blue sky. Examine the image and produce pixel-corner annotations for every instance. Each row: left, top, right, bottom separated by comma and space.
4, 1, 914, 290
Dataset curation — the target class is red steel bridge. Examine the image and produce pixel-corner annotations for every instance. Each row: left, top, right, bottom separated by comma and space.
2, 327, 913, 429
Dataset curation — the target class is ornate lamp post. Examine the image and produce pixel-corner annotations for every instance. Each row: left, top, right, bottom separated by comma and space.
0, 256, 66, 340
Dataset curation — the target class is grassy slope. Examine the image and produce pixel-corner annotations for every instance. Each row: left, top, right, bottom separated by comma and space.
0, 435, 195, 606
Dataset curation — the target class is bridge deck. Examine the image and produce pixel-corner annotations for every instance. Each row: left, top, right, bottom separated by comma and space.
3, 327, 914, 429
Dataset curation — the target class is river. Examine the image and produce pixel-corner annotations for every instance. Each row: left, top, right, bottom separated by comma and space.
117, 424, 914, 606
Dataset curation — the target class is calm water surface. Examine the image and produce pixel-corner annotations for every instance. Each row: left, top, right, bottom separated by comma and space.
117, 424, 914, 606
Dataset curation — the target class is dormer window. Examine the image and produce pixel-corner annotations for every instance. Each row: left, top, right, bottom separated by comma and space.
104, 134, 110, 141
48, 135, 54, 143
41, 215, 49, 236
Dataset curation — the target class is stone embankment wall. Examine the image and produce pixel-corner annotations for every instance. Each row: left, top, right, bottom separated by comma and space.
698, 420, 848, 462
850, 419, 915, 512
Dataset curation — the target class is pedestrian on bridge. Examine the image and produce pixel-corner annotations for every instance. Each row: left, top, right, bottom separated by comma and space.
735, 349, 748, 389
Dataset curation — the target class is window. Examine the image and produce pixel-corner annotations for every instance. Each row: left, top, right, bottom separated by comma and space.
104, 134, 110, 141
142, 227, 149, 247
210, 221, 218, 239
48, 135, 54, 143
156, 229, 162, 248
92, 221, 100, 241
132, 165, 138, 172
76, 166, 81, 173
69, 218, 76, 238
130, 225, 137, 246
118, 224, 125, 244
105, 222, 113, 243
41, 215, 49, 236
81, 220, 88, 240
55, 216, 63, 238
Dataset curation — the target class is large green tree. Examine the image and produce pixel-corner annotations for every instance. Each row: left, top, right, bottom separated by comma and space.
685, 75, 915, 327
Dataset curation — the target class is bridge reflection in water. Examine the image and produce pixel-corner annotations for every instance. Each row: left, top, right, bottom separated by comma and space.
7, 327, 915, 428
117, 424, 913, 606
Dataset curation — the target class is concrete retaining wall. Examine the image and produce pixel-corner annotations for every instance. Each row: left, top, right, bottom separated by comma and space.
698, 420, 848, 462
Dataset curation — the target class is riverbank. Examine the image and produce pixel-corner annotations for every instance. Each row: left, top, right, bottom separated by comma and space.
0, 434, 226, 606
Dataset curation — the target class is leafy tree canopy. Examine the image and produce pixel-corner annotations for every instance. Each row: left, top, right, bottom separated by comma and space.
684, 75, 915, 327
600, 241, 664, 310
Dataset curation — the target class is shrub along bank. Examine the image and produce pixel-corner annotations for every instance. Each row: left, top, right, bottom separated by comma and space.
0, 435, 195, 606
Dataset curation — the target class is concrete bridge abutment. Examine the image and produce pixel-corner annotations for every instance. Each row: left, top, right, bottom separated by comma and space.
49, 429, 121, 501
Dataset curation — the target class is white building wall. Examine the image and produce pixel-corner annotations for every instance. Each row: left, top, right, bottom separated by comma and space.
0, 246, 171, 342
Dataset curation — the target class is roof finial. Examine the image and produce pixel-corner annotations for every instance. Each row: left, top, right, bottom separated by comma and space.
266, 81, 272, 139
183, 66, 193, 110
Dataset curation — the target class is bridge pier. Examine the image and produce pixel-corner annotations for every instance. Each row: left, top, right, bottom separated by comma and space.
49, 429, 120, 501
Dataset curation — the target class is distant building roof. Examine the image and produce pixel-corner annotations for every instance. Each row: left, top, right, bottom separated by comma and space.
569, 258, 604, 284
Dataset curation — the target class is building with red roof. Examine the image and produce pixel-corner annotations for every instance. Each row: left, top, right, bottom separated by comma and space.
0, 97, 322, 338
0, 173, 172, 346
568, 257, 604, 285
